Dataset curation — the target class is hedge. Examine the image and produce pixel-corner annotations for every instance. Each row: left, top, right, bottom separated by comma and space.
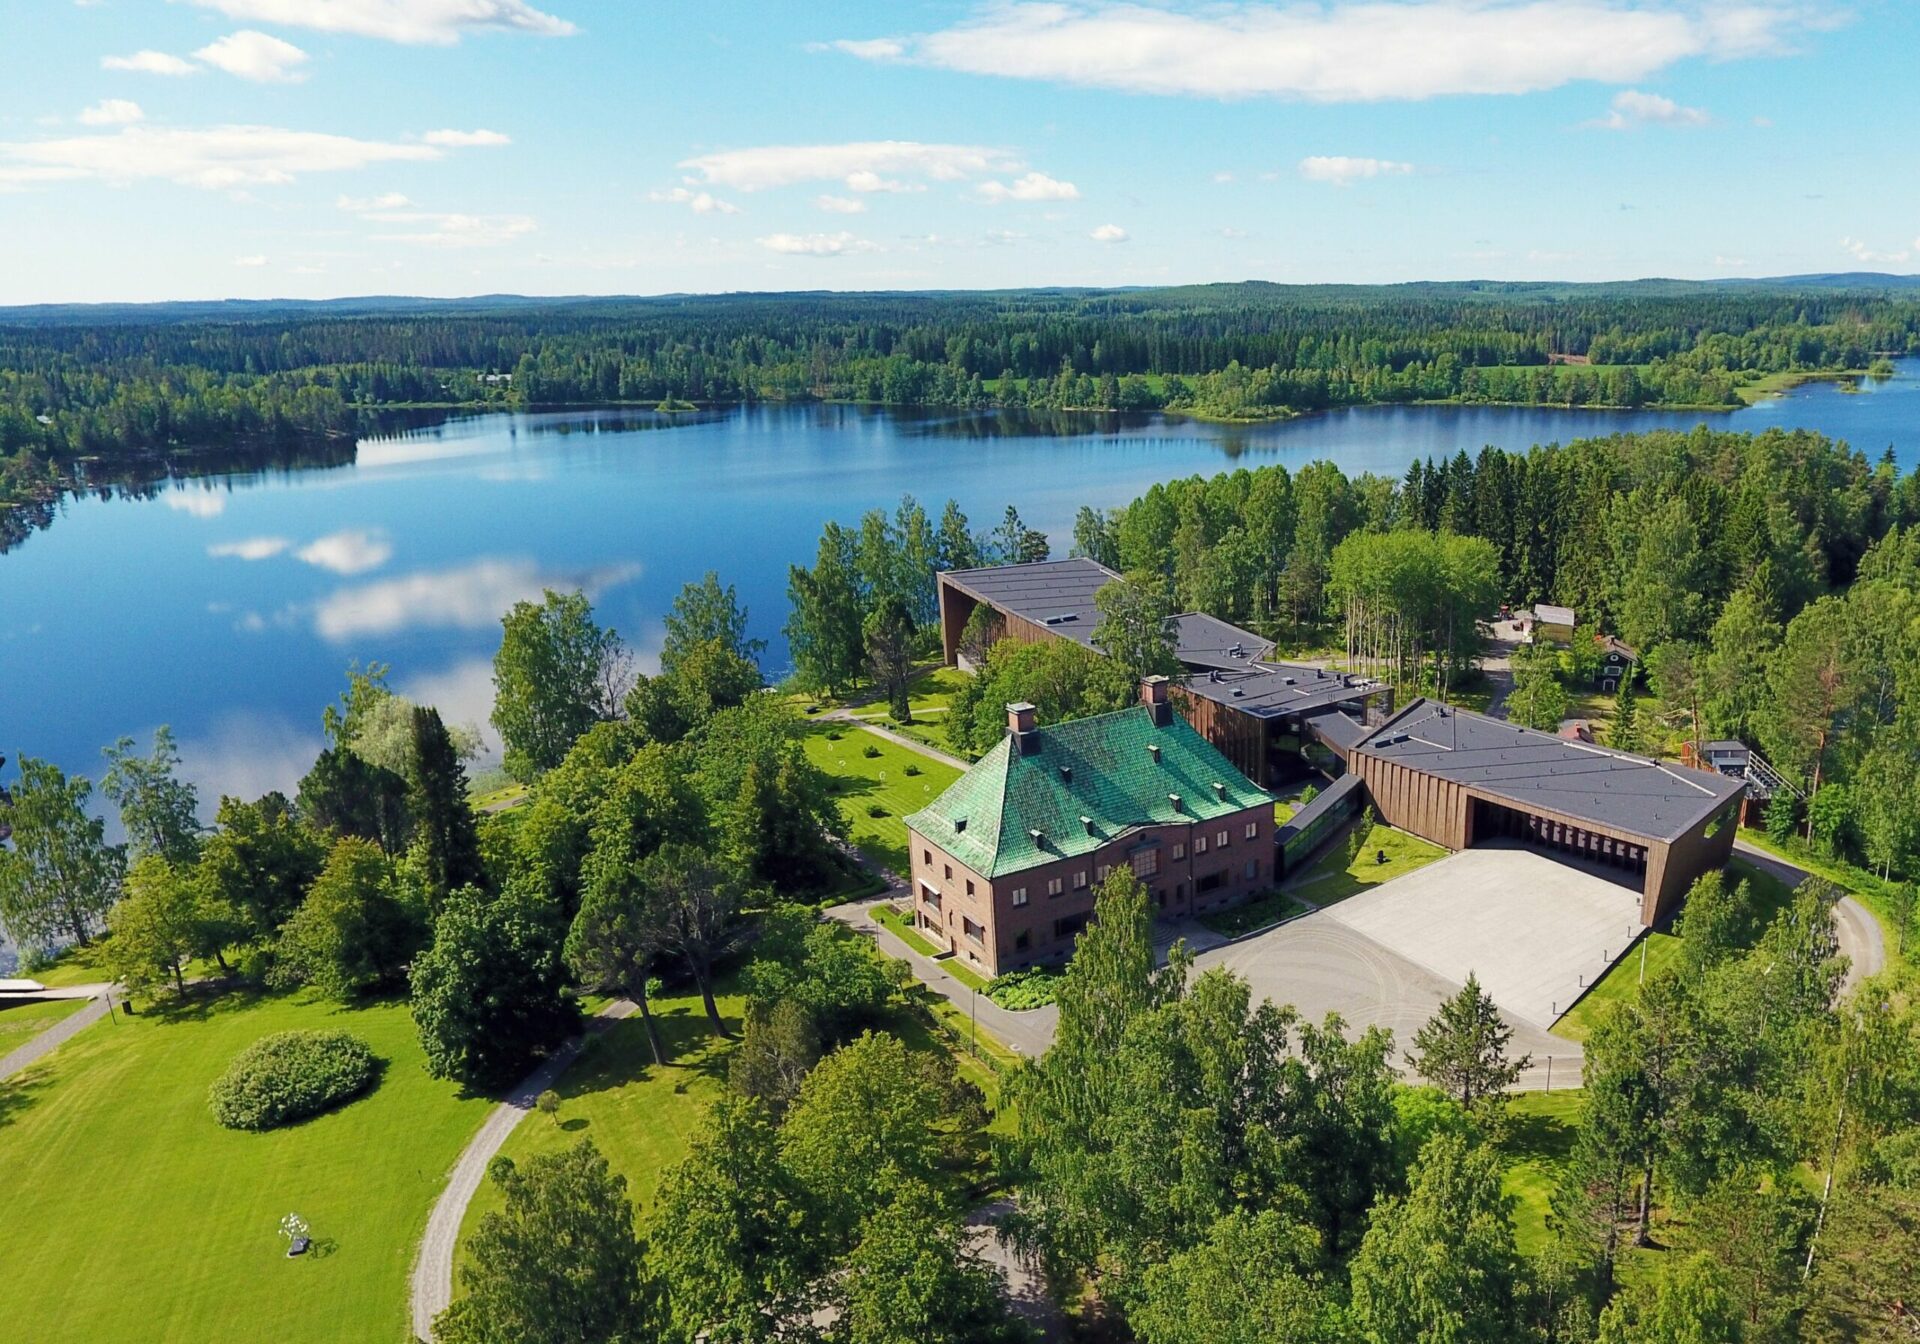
207, 1030, 380, 1131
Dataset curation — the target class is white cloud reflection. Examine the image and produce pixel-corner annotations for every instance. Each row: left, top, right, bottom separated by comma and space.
310, 557, 640, 641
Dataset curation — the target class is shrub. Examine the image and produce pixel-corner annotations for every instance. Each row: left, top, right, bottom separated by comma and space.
904, 763, 922, 776
826, 730, 843, 741
208, 1029, 380, 1131
985, 966, 1064, 1010
863, 744, 882, 759
867, 804, 889, 818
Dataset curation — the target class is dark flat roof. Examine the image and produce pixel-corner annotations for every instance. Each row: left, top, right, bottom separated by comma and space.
1355, 698, 1744, 843
942, 558, 1118, 648
1167, 612, 1274, 670
1181, 663, 1389, 719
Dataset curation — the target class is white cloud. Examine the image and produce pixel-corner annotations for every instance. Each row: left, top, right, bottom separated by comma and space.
1713, 254, 1748, 268
0, 124, 445, 190
164, 489, 227, 517
176, 711, 326, 807
336, 191, 411, 211
681, 140, 1015, 192
101, 50, 197, 76
1089, 222, 1128, 242
974, 170, 1080, 203
79, 99, 144, 126
296, 528, 393, 574
233, 254, 269, 267
423, 128, 511, 147
208, 535, 289, 559
757, 231, 881, 257
310, 557, 637, 640
194, 30, 310, 82
649, 185, 741, 215
839, 1, 1812, 102
1586, 88, 1711, 130
1211, 170, 1235, 183
1298, 155, 1415, 185
815, 194, 868, 214
397, 656, 501, 759
361, 208, 537, 247
1840, 236, 1911, 265
181, 0, 577, 45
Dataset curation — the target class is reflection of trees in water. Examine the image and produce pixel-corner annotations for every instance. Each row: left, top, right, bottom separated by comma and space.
1, 433, 359, 555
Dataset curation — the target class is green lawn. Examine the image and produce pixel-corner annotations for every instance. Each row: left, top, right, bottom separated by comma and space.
0, 988, 494, 1344
872, 902, 942, 957
1551, 856, 1795, 1043
1198, 890, 1309, 939
23, 942, 114, 988
803, 726, 962, 876
0, 996, 89, 1051
1500, 1088, 1584, 1255
1289, 824, 1448, 905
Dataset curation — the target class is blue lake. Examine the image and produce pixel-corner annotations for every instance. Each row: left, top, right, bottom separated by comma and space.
3, 368, 1916, 804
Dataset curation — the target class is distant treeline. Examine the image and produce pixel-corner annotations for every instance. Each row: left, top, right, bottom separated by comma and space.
3, 282, 1918, 533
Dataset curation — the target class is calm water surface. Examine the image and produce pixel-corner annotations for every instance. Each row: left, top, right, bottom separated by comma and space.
4, 369, 1916, 803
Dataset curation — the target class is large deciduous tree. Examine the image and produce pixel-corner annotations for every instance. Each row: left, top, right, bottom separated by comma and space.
272, 836, 425, 1000
0, 756, 125, 950
100, 726, 201, 864
1092, 570, 1181, 683
197, 791, 325, 943
492, 588, 630, 782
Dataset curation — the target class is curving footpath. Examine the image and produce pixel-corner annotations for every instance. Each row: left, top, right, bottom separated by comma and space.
408, 999, 635, 1342
1732, 839, 1887, 993
0, 985, 114, 1082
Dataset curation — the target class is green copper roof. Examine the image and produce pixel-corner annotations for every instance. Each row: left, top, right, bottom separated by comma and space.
906, 704, 1273, 878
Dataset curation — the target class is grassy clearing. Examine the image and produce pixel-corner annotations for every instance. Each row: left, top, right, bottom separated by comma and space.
0, 996, 89, 1051
23, 942, 114, 988
872, 902, 941, 957
1289, 824, 1448, 906
469, 781, 527, 812
1500, 1089, 1584, 1255
1551, 856, 1795, 1043
0, 988, 493, 1344
1198, 890, 1309, 939
803, 725, 962, 876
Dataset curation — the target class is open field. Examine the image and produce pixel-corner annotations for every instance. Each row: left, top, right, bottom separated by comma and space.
803, 725, 961, 876
0, 988, 493, 1344
1288, 823, 1448, 905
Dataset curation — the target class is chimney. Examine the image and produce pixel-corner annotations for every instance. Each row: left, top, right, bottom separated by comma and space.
1007, 701, 1039, 754
1141, 675, 1172, 727
1168, 793, 1183, 812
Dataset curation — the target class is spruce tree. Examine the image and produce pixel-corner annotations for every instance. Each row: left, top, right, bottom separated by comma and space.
1407, 971, 1530, 1111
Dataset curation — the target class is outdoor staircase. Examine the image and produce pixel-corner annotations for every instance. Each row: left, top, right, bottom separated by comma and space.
1739, 748, 1802, 802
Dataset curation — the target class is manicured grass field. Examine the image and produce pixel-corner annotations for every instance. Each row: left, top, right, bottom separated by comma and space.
0, 988, 493, 1344
872, 902, 942, 957
0, 996, 88, 1051
1500, 1088, 1584, 1255
935, 954, 990, 993
1552, 856, 1796, 1043
1198, 890, 1309, 939
23, 942, 114, 988
1289, 824, 1448, 905
803, 726, 961, 876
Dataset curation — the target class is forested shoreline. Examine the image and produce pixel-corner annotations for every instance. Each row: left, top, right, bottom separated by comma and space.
3, 281, 1917, 546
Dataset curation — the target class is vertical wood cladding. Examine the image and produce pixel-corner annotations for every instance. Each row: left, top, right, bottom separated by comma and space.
1170, 687, 1271, 788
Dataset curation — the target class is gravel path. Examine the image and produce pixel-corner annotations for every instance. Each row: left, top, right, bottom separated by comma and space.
1732, 839, 1887, 994
408, 998, 635, 1342
0, 989, 112, 1082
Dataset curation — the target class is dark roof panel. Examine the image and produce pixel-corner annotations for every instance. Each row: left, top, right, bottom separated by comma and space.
1355, 698, 1744, 842
942, 558, 1119, 647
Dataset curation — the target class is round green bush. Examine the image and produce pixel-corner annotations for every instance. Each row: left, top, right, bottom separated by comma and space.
208, 1029, 380, 1131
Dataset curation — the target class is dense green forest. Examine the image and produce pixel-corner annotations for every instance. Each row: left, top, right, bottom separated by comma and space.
3, 282, 1917, 545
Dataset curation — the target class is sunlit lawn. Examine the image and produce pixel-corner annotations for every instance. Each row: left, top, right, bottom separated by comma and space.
0, 997, 89, 1052
1289, 824, 1448, 906
1500, 1088, 1584, 1255
872, 902, 941, 957
803, 726, 961, 876
22, 942, 114, 988
0, 988, 493, 1344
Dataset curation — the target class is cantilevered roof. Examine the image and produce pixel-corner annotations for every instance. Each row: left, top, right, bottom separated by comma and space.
1354, 698, 1743, 843
1167, 612, 1275, 670
1180, 662, 1388, 719
906, 703, 1271, 879
942, 558, 1119, 648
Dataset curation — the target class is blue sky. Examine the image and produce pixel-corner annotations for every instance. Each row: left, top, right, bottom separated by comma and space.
3, 0, 1917, 303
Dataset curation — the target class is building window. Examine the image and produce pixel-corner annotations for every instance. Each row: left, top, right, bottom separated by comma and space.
966, 879, 975, 896
1015, 931, 1030, 951
1131, 848, 1159, 878
1244, 821, 1259, 840
1172, 842, 1186, 860
1011, 887, 1028, 907
1197, 871, 1224, 893
1073, 869, 1088, 889
1195, 835, 1207, 854
963, 917, 985, 943
1047, 876, 1063, 897
944, 864, 952, 880
1216, 829, 1230, 848
922, 850, 932, 866
1244, 858, 1259, 879
920, 885, 942, 912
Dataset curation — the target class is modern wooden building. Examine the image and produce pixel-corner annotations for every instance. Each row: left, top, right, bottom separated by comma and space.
937, 558, 1392, 787
1345, 698, 1745, 925
904, 679, 1275, 978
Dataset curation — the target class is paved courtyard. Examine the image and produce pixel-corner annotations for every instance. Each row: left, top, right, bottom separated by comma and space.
1317, 843, 1645, 1029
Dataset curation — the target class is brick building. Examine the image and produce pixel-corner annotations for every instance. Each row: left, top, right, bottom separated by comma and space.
904, 678, 1275, 978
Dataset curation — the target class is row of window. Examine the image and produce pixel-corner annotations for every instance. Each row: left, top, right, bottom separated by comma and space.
924, 819, 1262, 914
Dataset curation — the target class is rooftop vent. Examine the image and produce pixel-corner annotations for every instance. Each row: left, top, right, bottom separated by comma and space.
1212, 781, 1227, 801
1043, 612, 1080, 626
1059, 764, 1073, 784
1147, 743, 1162, 763
1082, 815, 1096, 835
1029, 827, 1046, 848
954, 817, 967, 834
1209, 669, 1221, 683
1282, 676, 1296, 685
1169, 793, 1184, 812
1232, 688, 1244, 698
